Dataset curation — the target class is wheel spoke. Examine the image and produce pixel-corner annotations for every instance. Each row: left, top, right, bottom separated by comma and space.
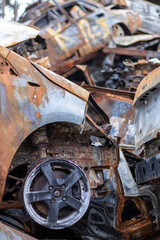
26, 191, 51, 203
62, 169, 82, 190
47, 202, 59, 225
66, 195, 82, 211
59, 200, 67, 209
41, 163, 58, 187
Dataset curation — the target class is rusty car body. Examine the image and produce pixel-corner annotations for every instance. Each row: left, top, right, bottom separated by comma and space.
0, 45, 160, 239
116, 65, 160, 240
103, 0, 160, 35
125, 0, 160, 36
132, 66, 160, 201
19, 0, 141, 76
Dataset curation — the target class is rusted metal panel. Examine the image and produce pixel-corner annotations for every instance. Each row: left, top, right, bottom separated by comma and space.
84, 85, 135, 146
45, 21, 85, 55
31, 61, 89, 101
118, 149, 139, 196
0, 222, 36, 240
45, 10, 112, 73
84, 85, 135, 100
49, 144, 117, 191
134, 81, 160, 148
134, 67, 160, 106
105, 7, 141, 35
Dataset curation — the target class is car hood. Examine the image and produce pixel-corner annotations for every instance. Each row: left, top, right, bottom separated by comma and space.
0, 18, 40, 47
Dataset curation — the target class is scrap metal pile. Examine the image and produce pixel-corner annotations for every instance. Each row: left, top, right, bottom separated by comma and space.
1, 0, 160, 239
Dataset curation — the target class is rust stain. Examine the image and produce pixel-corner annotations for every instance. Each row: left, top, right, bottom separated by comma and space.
134, 67, 160, 105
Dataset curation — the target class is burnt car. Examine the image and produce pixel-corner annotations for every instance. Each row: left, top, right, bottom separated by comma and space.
0, 46, 160, 239
122, 0, 160, 36
103, 0, 160, 36
116, 66, 160, 240
133, 65, 160, 178
19, 0, 141, 76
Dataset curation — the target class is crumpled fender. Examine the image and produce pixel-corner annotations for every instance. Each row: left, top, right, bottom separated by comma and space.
0, 46, 89, 202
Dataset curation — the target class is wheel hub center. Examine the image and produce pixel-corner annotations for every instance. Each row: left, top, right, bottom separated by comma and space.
53, 189, 61, 198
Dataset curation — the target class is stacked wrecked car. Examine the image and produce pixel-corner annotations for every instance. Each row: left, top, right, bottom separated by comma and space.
0, 43, 160, 239
1, 0, 160, 239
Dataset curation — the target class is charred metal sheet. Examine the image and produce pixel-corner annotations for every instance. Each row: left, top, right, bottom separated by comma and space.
135, 153, 160, 184
118, 149, 139, 196
84, 85, 135, 100
0, 19, 40, 47
134, 67, 160, 148
0, 222, 35, 240
125, 0, 160, 35
113, 34, 160, 46
105, 6, 141, 34
44, 22, 85, 60
31, 61, 89, 101
117, 150, 160, 234
134, 66, 160, 105
84, 85, 135, 146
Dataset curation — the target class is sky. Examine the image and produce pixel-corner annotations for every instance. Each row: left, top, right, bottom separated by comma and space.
3, 0, 38, 20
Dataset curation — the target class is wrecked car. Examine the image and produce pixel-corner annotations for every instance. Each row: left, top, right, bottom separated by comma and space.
103, 0, 160, 35
0, 46, 160, 239
16, 0, 160, 85
84, 84, 136, 146
124, 0, 160, 36
19, 0, 141, 76
117, 65, 160, 240
2, 5, 160, 88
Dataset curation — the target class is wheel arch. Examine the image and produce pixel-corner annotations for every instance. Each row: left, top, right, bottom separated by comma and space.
117, 22, 131, 35
112, 22, 131, 36
0, 111, 86, 203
